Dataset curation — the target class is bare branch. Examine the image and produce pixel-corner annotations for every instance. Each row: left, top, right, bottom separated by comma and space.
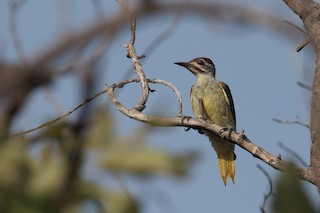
272, 118, 310, 129
121, 1, 186, 81
105, 81, 316, 185
9, 0, 28, 64
278, 20, 307, 37
277, 21, 311, 52
296, 39, 311, 52
103, 3, 319, 185
149, 79, 183, 117
117, 0, 149, 112
297, 81, 312, 91
12, 89, 108, 136
12, 77, 182, 137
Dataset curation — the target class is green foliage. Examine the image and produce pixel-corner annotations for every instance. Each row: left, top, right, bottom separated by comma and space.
271, 171, 318, 213
0, 108, 196, 212
100, 143, 195, 177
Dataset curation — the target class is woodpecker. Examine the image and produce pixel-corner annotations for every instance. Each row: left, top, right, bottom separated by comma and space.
175, 57, 236, 186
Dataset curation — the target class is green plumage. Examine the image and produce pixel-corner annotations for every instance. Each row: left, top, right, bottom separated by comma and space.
190, 75, 236, 185
175, 57, 236, 186
190, 75, 236, 129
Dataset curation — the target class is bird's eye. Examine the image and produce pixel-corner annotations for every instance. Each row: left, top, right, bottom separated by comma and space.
197, 60, 204, 65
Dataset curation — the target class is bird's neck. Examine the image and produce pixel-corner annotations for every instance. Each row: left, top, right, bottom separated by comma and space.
196, 74, 217, 84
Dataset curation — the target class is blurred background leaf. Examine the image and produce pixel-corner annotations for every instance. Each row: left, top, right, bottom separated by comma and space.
0, 107, 196, 213
271, 168, 318, 213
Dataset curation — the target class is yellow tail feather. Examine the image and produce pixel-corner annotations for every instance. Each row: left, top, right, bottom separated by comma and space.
209, 135, 235, 186
217, 153, 235, 186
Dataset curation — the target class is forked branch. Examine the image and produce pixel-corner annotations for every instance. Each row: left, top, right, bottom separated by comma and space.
103, 0, 317, 186
105, 80, 315, 184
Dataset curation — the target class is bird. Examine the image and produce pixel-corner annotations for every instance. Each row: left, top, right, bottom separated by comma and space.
175, 57, 236, 186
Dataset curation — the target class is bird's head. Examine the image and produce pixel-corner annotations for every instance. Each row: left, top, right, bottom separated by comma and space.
175, 57, 216, 78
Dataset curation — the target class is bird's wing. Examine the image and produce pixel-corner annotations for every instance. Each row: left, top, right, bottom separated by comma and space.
190, 85, 206, 119
218, 82, 236, 125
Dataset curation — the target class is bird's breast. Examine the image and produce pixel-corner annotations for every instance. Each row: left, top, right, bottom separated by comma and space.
190, 78, 235, 128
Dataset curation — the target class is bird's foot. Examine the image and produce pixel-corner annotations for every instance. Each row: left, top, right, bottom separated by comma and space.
197, 129, 205, 135
181, 116, 196, 132
196, 116, 210, 135
181, 115, 192, 124
198, 114, 206, 121
218, 127, 228, 134
219, 126, 232, 139
238, 129, 251, 142
197, 115, 211, 126
239, 129, 245, 139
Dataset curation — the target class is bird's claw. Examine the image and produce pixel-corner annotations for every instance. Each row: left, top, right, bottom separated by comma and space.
239, 129, 248, 140
181, 116, 192, 124
198, 115, 206, 121
219, 126, 232, 139
219, 127, 228, 134
197, 129, 205, 135
181, 116, 194, 132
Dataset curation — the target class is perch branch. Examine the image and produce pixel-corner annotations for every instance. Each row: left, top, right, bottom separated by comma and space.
102, 0, 318, 186
105, 81, 316, 185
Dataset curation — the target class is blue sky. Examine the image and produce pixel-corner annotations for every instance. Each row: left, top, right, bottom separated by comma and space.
1, 0, 318, 212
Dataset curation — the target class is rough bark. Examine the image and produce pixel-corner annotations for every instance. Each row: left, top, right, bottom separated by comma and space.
283, 0, 320, 186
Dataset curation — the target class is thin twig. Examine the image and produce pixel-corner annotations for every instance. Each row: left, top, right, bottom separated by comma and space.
297, 81, 312, 91
9, 0, 28, 64
149, 79, 183, 117
120, 1, 186, 82
296, 39, 311, 52
278, 20, 310, 52
278, 20, 307, 37
117, 0, 149, 112
257, 165, 273, 213
105, 81, 314, 185
12, 77, 182, 136
272, 118, 310, 129
12, 89, 108, 136
278, 142, 308, 167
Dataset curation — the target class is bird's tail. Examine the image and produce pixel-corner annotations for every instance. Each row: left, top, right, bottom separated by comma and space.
209, 134, 235, 186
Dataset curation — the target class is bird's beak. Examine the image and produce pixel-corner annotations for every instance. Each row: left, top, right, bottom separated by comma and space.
174, 62, 196, 75
174, 62, 189, 68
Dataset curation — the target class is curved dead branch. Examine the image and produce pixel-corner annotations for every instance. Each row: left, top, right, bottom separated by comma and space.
105, 79, 315, 185
103, 0, 320, 187
8, 0, 320, 188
